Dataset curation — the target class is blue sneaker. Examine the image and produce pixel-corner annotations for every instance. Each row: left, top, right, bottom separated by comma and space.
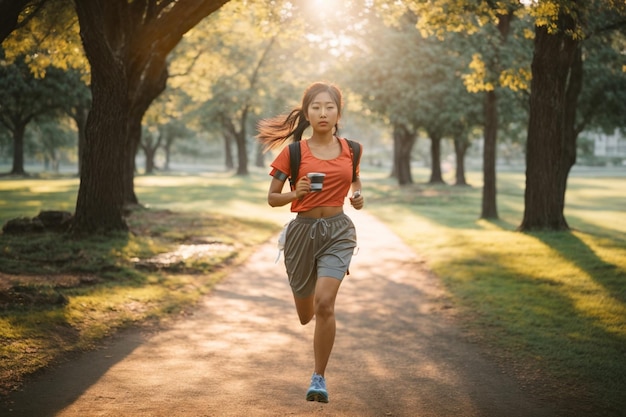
306, 373, 329, 403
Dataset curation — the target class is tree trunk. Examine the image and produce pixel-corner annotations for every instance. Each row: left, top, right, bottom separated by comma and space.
255, 142, 264, 168
520, 22, 579, 231
142, 130, 163, 175
481, 90, 498, 219
393, 123, 415, 185
224, 134, 234, 170
72, 1, 129, 233
72, 0, 229, 234
10, 122, 26, 175
74, 105, 89, 177
235, 107, 249, 176
391, 132, 399, 179
71, 61, 128, 233
122, 123, 140, 206
558, 45, 583, 211
427, 131, 445, 184
163, 135, 173, 171
454, 136, 470, 186
235, 131, 249, 176
145, 147, 156, 174
479, 12, 514, 219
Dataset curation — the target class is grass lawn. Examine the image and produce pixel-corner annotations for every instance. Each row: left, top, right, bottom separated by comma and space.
364, 166, 626, 416
0, 170, 285, 396
0, 166, 625, 416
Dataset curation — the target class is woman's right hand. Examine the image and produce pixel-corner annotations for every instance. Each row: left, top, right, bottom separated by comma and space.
294, 176, 311, 200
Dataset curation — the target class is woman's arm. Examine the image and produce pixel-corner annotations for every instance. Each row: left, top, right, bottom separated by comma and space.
268, 176, 311, 207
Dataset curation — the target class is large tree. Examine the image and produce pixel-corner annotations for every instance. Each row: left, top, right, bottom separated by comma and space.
520, 0, 626, 231
71, 0, 229, 233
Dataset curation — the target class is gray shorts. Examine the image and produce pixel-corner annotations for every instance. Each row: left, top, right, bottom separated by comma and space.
284, 212, 357, 298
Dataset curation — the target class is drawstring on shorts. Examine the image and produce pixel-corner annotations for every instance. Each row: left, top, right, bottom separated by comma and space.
309, 218, 330, 240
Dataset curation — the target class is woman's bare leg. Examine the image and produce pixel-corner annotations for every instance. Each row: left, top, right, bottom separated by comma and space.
293, 293, 315, 325
312, 277, 341, 376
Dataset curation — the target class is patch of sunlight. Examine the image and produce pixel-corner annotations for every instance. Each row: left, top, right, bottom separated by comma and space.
10, 200, 44, 208
475, 219, 505, 231
132, 243, 233, 266
575, 232, 626, 266
507, 242, 626, 337
187, 199, 287, 225
28, 184, 77, 193
0, 179, 77, 193
135, 172, 246, 188
0, 318, 22, 338
568, 209, 626, 235
135, 176, 210, 187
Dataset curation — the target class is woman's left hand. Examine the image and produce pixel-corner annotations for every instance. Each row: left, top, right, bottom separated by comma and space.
349, 193, 364, 210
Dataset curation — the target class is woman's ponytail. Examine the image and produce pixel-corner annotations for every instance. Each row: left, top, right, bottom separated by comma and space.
256, 108, 309, 151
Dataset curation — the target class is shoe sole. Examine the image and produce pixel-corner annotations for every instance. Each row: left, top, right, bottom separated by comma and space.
306, 392, 329, 403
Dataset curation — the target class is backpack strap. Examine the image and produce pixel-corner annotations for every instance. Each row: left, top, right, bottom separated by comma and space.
288, 141, 301, 190
345, 139, 362, 183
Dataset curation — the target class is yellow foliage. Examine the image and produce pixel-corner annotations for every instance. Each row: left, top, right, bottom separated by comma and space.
528, 0, 585, 39
1, 0, 88, 79
462, 53, 494, 93
523, 27, 535, 40
499, 67, 531, 92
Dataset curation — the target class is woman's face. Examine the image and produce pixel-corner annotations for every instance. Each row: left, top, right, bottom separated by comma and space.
306, 91, 340, 134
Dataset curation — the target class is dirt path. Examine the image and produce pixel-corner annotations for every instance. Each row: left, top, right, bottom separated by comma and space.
4, 210, 557, 417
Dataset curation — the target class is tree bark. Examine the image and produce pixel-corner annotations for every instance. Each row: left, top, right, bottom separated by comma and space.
453, 136, 470, 186
224, 133, 234, 170
10, 122, 27, 175
255, 142, 264, 168
141, 130, 163, 174
391, 133, 399, 179
235, 107, 249, 176
427, 131, 445, 184
520, 20, 580, 231
71, 58, 128, 232
235, 131, 249, 176
479, 11, 514, 219
558, 45, 583, 212
163, 130, 174, 171
393, 123, 415, 185
481, 89, 498, 218
73, 105, 89, 177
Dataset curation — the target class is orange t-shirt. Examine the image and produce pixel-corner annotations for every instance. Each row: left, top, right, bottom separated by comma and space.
269, 138, 361, 213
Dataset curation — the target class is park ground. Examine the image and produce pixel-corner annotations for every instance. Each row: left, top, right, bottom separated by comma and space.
1, 167, 624, 416
3, 209, 572, 417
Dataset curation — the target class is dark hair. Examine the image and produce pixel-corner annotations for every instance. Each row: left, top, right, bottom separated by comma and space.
256, 82, 343, 151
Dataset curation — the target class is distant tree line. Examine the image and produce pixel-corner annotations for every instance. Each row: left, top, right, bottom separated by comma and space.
0, 0, 625, 234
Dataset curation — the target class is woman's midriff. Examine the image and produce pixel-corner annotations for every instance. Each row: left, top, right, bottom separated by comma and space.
297, 206, 343, 219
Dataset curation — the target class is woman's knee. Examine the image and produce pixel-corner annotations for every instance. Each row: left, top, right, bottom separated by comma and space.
314, 277, 341, 319
314, 296, 335, 319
